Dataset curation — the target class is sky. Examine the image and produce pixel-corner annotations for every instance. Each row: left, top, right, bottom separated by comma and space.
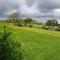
0, 0, 60, 22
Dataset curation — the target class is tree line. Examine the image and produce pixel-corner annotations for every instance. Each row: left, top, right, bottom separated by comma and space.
0, 12, 60, 31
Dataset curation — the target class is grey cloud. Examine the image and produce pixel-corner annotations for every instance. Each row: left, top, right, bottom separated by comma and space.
26, 0, 36, 7
0, 0, 20, 18
25, 0, 60, 15
0, 0, 60, 21
37, 0, 60, 12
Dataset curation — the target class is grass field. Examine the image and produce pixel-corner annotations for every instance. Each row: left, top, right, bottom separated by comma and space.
8, 26, 60, 60
0, 25, 60, 60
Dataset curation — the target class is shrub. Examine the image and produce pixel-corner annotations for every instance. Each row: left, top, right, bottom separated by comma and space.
42, 25, 46, 29
0, 25, 23, 60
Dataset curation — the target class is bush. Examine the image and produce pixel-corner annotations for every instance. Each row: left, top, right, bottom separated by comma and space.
53, 27, 60, 31
0, 25, 23, 60
42, 25, 46, 29
42, 25, 49, 30
16, 23, 23, 27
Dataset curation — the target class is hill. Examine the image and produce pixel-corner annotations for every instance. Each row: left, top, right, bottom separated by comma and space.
10, 26, 60, 60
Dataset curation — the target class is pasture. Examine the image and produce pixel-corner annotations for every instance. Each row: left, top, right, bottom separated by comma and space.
9, 26, 60, 60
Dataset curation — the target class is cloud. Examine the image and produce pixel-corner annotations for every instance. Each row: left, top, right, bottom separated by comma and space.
26, 0, 36, 7
0, 0, 60, 22
0, 0, 20, 18
20, 3, 39, 15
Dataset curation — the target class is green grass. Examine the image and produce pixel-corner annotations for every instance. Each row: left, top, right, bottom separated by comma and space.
9, 26, 60, 60
32, 24, 42, 29
0, 24, 60, 60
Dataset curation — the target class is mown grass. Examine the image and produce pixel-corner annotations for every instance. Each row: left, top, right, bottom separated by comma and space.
0, 24, 60, 60
32, 24, 43, 29
9, 26, 60, 60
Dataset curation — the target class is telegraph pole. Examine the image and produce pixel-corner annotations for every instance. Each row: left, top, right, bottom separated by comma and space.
51, 8, 53, 32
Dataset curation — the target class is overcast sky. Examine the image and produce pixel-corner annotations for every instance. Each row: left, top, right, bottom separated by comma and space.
0, 0, 60, 22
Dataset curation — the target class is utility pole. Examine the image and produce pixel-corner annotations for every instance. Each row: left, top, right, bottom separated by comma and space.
51, 8, 53, 32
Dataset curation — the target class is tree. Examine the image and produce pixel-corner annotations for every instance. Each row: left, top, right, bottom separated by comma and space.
0, 25, 23, 60
46, 20, 58, 26
8, 12, 19, 25
16, 19, 23, 27
24, 18, 32, 27
24, 18, 32, 23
